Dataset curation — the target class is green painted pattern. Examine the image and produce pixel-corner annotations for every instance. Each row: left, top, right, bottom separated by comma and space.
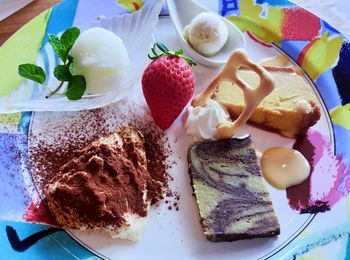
0, 113, 21, 125
331, 104, 350, 131
0, 9, 52, 97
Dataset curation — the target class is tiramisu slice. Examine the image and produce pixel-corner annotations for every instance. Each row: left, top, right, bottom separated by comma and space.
45, 125, 163, 241
188, 137, 280, 242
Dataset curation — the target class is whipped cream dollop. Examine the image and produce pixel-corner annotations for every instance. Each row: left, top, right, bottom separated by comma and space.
185, 99, 231, 140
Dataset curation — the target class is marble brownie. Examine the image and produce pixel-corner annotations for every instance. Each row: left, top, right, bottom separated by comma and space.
187, 137, 280, 242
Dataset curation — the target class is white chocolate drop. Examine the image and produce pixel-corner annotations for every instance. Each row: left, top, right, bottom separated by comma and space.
261, 147, 310, 190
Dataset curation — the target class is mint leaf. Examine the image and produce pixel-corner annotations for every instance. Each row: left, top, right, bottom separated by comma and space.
18, 27, 86, 100
60, 27, 80, 62
66, 75, 86, 100
67, 55, 74, 73
54, 65, 71, 81
18, 64, 46, 84
49, 28, 80, 63
48, 34, 65, 61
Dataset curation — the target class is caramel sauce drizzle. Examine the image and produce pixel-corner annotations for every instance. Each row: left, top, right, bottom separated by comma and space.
192, 49, 275, 139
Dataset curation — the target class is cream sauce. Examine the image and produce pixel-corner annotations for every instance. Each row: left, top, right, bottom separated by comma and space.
191, 49, 275, 139
261, 147, 310, 190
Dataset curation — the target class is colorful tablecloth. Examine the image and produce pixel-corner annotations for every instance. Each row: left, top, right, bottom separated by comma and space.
1, 0, 350, 259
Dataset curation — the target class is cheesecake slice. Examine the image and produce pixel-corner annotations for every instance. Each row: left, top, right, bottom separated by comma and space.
213, 68, 321, 137
188, 137, 280, 242
46, 125, 163, 241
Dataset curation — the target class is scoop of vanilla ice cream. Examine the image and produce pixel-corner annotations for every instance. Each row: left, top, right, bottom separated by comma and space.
71, 27, 131, 94
185, 99, 231, 140
184, 12, 228, 57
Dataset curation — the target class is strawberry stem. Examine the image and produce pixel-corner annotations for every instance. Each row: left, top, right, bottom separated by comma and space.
148, 42, 197, 67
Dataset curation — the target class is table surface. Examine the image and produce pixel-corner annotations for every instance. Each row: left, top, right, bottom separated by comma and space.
0, 0, 62, 46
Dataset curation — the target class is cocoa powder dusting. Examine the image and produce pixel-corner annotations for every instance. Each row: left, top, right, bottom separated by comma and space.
29, 108, 110, 196
140, 126, 170, 200
119, 125, 163, 204
135, 124, 180, 210
122, 113, 176, 205
46, 127, 153, 229
28, 100, 176, 229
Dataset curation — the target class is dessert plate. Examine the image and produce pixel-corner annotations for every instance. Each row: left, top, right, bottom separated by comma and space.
1, 0, 350, 259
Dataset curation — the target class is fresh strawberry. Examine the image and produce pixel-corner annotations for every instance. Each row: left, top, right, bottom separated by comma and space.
142, 43, 196, 130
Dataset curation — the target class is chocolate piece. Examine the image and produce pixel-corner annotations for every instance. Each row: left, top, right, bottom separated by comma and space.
188, 137, 280, 242
45, 125, 163, 239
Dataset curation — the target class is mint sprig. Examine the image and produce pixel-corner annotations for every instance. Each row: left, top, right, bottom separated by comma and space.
18, 27, 86, 100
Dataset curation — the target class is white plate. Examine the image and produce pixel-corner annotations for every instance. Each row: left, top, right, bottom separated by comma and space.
27, 17, 333, 260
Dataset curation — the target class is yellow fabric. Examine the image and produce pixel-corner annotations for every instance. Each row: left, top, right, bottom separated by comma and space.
0, 9, 52, 97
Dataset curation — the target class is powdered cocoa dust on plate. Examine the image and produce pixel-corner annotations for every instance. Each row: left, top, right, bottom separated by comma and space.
27, 99, 179, 223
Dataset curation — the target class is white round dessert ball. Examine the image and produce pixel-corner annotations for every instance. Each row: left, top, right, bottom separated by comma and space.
185, 12, 228, 57
71, 27, 131, 94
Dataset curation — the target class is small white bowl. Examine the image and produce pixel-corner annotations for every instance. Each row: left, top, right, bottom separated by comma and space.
166, 0, 246, 67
